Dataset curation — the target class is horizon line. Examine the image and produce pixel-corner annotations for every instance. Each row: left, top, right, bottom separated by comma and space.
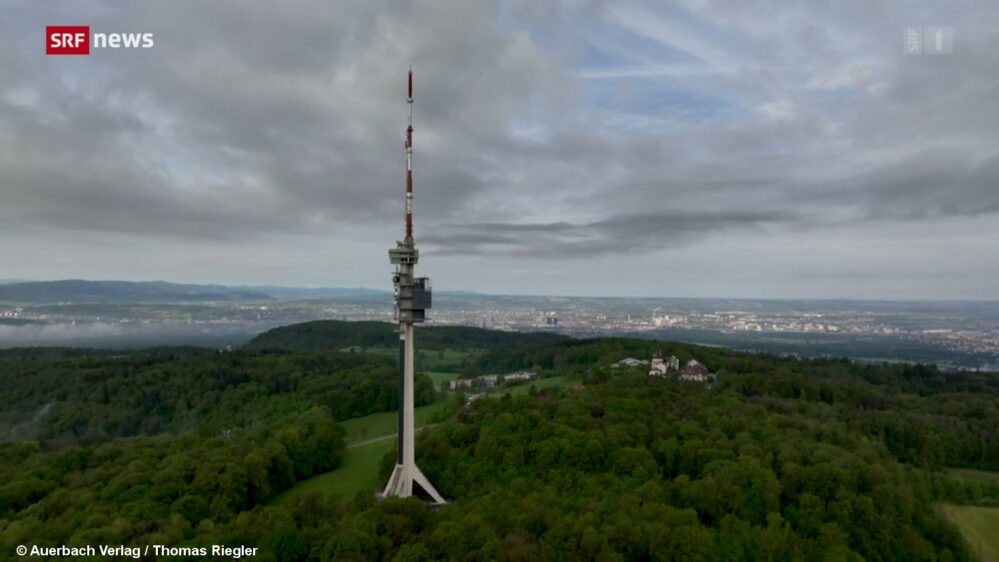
3, 277, 999, 304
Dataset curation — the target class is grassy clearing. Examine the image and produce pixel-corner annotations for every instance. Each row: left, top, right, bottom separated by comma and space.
274, 400, 458, 505
274, 376, 573, 506
940, 503, 999, 562
426, 371, 459, 387
273, 439, 395, 505
417, 348, 481, 371
339, 345, 395, 356
500, 375, 574, 397
458, 375, 576, 400
420, 348, 479, 360
338, 346, 480, 371
338, 399, 452, 444
949, 468, 999, 486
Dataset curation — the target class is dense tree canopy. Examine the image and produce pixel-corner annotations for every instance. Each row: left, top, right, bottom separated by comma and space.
0, 407, 344, 554
246, 320, 569, 354
0, 328, 997, 560
0, 347, 435, 445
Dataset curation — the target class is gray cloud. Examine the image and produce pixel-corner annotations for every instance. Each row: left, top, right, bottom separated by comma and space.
424, 209, 788, 257
852, 151, 999, 221
1, 0, 569, 239
1, 0, 998, 297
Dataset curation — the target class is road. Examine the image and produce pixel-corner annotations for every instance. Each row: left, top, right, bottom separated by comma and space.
346, 423, 439, 449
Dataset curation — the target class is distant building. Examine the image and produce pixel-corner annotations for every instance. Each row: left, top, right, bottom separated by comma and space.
679, 359, 714, 383
451, 372, 532, 391
502, 370, 538, 382
449, 378, 475, 390
648, 349, 679, 376
613, 357, 649, 369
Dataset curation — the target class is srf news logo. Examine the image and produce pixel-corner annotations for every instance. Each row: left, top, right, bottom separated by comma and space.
46, 26, 154, 55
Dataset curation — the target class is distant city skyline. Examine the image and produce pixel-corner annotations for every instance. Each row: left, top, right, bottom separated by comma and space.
2, 1, 998, 300
2, 283, 997, 368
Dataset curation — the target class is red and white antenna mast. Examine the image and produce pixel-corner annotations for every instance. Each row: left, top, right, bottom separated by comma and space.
405, 68, 414, 241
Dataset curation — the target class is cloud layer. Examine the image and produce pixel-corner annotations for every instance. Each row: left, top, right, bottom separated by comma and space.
1, 0, 998, 298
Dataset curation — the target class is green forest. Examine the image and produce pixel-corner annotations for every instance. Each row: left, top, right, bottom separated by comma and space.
0, 347, 436, 445
245, 320, 569, 354
1, 321, 998, 560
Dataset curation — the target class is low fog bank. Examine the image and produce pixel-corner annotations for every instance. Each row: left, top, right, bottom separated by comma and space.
0, 321, 268, 349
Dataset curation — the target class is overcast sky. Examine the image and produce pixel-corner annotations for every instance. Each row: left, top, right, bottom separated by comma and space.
2, 0, 997, 299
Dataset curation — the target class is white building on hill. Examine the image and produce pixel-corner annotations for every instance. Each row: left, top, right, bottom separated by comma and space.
503, 371, 538, 382
648, 350, 680, 376
613, 357, 649, 368
449, 378, 474, 390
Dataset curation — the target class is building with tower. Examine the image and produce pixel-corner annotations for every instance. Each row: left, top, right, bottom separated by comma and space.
648, 349, 680, 376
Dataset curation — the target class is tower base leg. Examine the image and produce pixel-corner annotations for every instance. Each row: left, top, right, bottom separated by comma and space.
379, 462, 446, 505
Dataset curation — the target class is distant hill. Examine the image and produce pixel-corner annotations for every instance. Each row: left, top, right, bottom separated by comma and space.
245, 320, 572, 351
240, 285, 389, 300
0, 279, 393, 304
0, 280, 272, 304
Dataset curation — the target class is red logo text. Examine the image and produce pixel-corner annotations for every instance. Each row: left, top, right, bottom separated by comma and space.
46, 26, 90, 55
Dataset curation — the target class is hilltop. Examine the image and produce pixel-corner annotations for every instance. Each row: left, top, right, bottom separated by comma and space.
245, 319, 571, 352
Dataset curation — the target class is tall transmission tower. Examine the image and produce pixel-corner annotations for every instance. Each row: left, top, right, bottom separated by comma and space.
380, 69, 446, 505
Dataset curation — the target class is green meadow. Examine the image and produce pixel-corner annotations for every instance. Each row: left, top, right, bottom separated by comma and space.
273, 439, 396, 504
940, 503, 999, 562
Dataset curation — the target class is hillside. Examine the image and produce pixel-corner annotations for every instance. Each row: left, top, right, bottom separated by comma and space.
245, 320, 571, 352
0, 347, 436, 445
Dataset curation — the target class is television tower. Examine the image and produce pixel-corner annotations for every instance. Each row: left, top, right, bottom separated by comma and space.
380, 69, 446, 505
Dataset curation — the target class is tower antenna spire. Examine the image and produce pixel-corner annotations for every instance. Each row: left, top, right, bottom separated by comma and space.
382, 69, 446, 506
405, 67, 414, 240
